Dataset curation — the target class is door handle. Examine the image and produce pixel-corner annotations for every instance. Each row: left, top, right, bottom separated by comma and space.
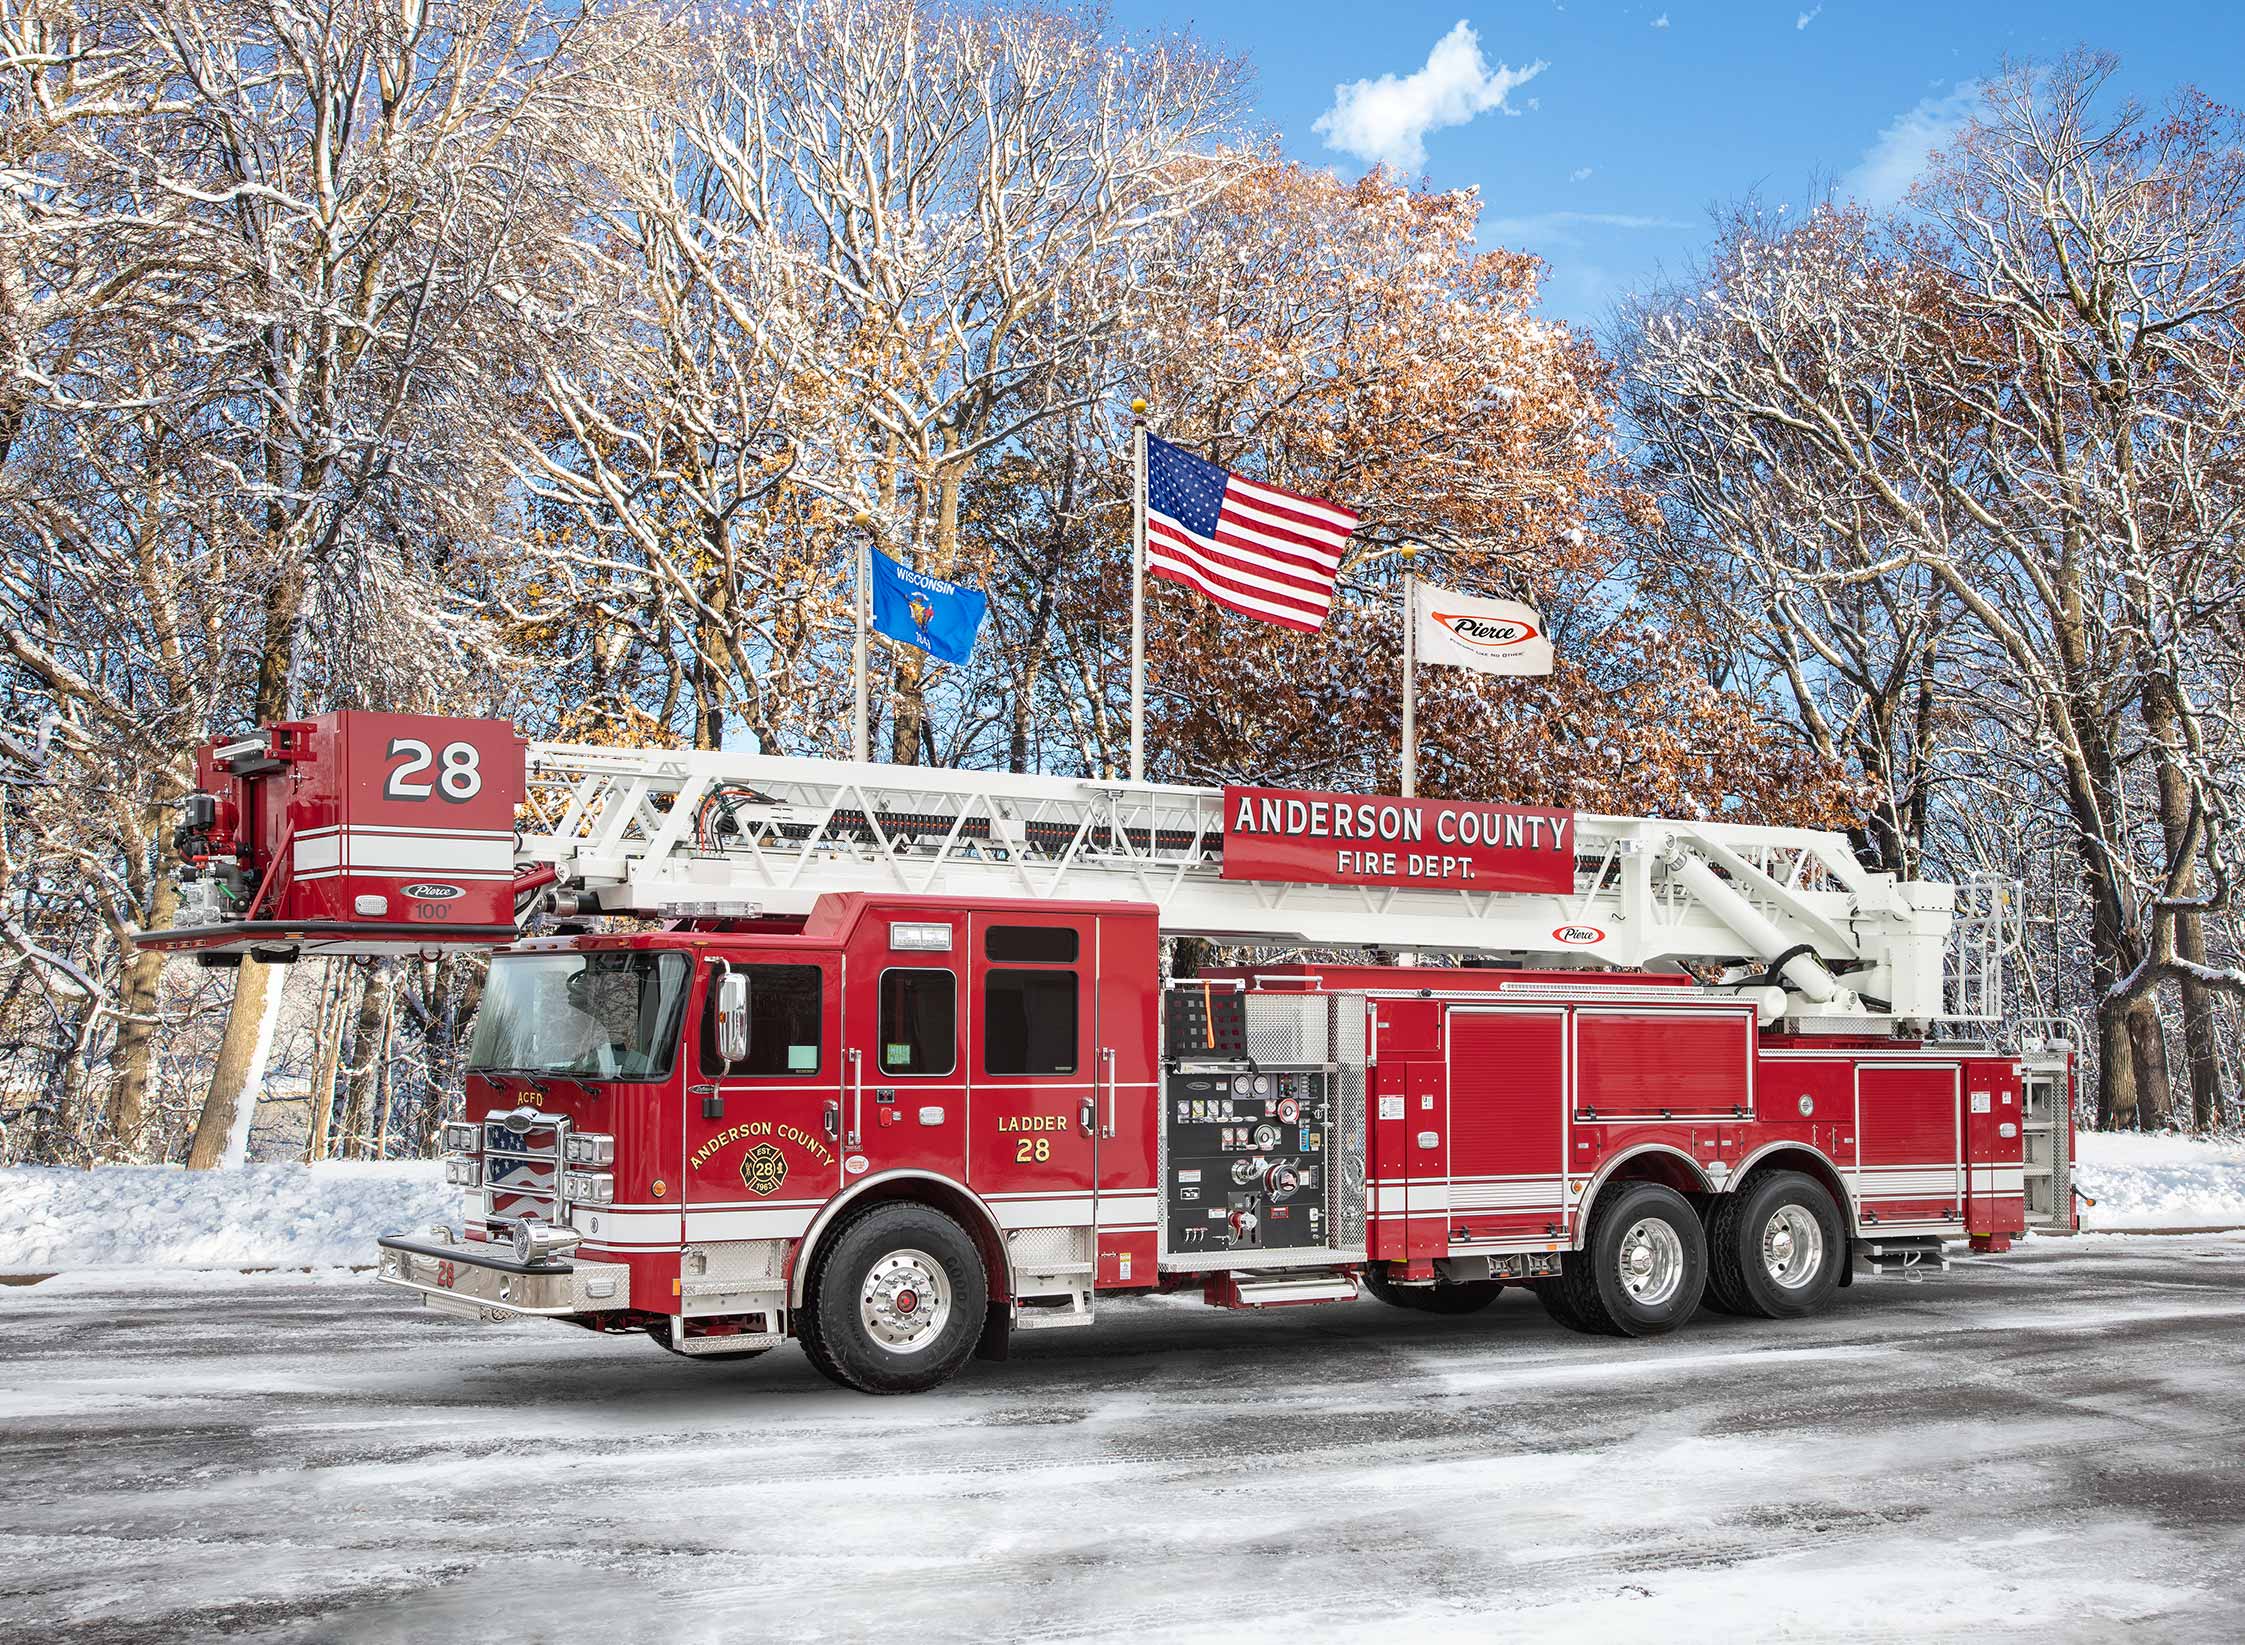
846, 1049, 863, 1148
1100, 1047, 1118, 1140
1079, 1096, 1097, 1137
823, 1099, 840, 1141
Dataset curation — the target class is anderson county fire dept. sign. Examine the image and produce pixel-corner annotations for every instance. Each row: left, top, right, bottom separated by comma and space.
1221, 786, 1575, 893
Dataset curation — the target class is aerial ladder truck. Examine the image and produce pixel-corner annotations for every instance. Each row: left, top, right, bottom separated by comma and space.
145, 711, 2076, 1393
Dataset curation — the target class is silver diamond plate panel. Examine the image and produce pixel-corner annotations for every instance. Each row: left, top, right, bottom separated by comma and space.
669, 1321, 785, 1354
1244, 994, 1329, 1066
1329, 993, 1368, 1255
680, 1239, 787, 1285
1007, 1226, 1087, 1268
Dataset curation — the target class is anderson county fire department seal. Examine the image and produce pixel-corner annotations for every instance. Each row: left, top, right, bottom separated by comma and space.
740, 1142, 789, 1196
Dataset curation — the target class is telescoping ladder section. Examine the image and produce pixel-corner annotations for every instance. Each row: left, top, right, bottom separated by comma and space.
519, 744, 2010, 1029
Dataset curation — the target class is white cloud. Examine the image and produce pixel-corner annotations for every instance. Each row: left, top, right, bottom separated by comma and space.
1570, 166, 1594, 182
1313, 21, 1548, 171
1844, 81, 1981, 207
1482, 209, 1693, 249
1796, 4, 1821, 26
1651, 12, 1670, 27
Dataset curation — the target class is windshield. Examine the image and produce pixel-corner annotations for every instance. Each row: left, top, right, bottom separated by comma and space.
469, 951, 691, 1081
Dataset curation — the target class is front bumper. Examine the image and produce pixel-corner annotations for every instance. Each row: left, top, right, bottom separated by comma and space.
375, 1232, 633, 1320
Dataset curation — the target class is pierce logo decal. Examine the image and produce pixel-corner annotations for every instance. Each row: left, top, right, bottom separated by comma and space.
1432, 612, 1542, 652
402, 882, 464, 901
1552, 924, 1605, 946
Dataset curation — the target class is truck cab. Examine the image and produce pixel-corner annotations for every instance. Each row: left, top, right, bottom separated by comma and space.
381, 894, 1162, 1390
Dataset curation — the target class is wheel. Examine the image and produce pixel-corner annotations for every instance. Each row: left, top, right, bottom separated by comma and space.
798, 1202, 987, 1394
1705, 1170, 1845, 1319
646, 1318, 771, 1361
1544, 1180, 1708, 1338
1531, 1273, 1586, 1331
1363, 1267, 1504, 1315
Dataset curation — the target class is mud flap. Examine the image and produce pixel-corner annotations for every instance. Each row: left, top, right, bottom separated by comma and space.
975, 1299, 1011, 1361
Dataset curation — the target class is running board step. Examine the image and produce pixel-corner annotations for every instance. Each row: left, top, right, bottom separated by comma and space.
1855, 1238, 1949, 1278
1012, 1293, 1094, 1329
1207, 1271, 1359, 1309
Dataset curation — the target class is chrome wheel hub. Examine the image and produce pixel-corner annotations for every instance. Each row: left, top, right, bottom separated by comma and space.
860, 1248, 952, 1353
1761, 1205, 1824, 1290
1616, 1218, 1685, 1308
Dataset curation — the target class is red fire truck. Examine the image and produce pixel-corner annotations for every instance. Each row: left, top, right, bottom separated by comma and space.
147, 712, 2077, 1393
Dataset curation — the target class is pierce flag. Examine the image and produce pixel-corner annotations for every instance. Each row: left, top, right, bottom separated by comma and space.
1411, 581, 1553, 676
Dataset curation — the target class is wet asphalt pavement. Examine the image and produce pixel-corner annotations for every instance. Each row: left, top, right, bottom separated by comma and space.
2, 1233, 2242, 1644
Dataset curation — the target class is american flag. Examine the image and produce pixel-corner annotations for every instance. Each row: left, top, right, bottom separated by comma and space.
1143, 434, 1357, 633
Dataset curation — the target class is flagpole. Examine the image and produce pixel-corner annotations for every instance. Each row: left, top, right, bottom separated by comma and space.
1400, 542, 1418, 798
1129, 398, 1148, 784
850, 511, 871, 763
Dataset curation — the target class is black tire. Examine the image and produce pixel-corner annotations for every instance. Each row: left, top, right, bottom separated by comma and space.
647, 1317, 770, 1362
1363, 1267, 1504, 1315
798, 1202, 987, 1394
1544, 1180, 1708, 1338
1531, 1274, 1586, 1331
1705, 1170, 1845, 1320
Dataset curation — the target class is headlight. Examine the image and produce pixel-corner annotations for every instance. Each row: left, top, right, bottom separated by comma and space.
444, 1157, 482, 1187
562, 1170, 614, 1204
564, 1132, 615, 1167
441, 1121, 481, 1154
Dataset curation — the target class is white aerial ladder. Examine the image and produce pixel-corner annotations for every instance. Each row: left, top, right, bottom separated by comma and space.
515, 743, 2014, 1033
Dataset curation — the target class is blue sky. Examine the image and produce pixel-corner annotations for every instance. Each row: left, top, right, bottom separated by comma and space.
1132, 0, 2245, 332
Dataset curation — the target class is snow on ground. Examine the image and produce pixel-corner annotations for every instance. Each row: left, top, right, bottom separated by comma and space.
2, 1235, 2242, 1642
0, 1161, 451, 1272
2073, 1130, 2245, 1230
5, 1126, 2244, 1276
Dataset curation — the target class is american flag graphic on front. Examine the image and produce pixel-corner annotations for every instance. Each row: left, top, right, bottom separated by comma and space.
1144, 434, 1357, 632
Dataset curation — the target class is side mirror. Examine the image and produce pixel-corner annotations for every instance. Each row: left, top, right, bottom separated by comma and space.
715, 971, 750, 1067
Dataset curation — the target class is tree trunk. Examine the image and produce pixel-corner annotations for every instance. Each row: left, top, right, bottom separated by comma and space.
2126, 996, 2174, 1131
107, 866, 180, 1158
304, 961, 347, 1162
340, 961, 395, 1161
185, 958, 286, 1168
2178, 921, 2226, 1130
2094, 988, 2135, 1130
2142, 671, 2227, 1130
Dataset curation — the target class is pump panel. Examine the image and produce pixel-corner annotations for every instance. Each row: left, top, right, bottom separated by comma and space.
1164, 1068, 1333, 1257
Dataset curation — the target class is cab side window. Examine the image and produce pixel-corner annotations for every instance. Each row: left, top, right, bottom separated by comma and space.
879, 968, 957, 1076
700, 965, 823, 1077
981, 925, 1079, 1075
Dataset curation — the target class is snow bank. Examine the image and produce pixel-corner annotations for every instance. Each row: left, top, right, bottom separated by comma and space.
6, 1130, 2239, 1273
2073, 1131, 2245, 1230
0, 1162, 454, 1272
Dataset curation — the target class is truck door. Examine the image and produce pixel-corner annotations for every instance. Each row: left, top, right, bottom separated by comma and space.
1365, 1000, 1445, 1260
1445, 1007, 1568, 1244
844, 914, 968, 1193
968, 913, 1098, 1235
1091, 910, 1160, 1287
1855, 1063, 1963, 1230
684, 957, 844, 1241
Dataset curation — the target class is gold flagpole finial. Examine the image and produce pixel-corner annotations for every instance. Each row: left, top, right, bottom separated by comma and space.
1130, 398, 1148, 417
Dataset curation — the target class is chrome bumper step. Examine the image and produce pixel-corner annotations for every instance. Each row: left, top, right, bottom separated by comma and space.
375, 1231, 633, 1318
